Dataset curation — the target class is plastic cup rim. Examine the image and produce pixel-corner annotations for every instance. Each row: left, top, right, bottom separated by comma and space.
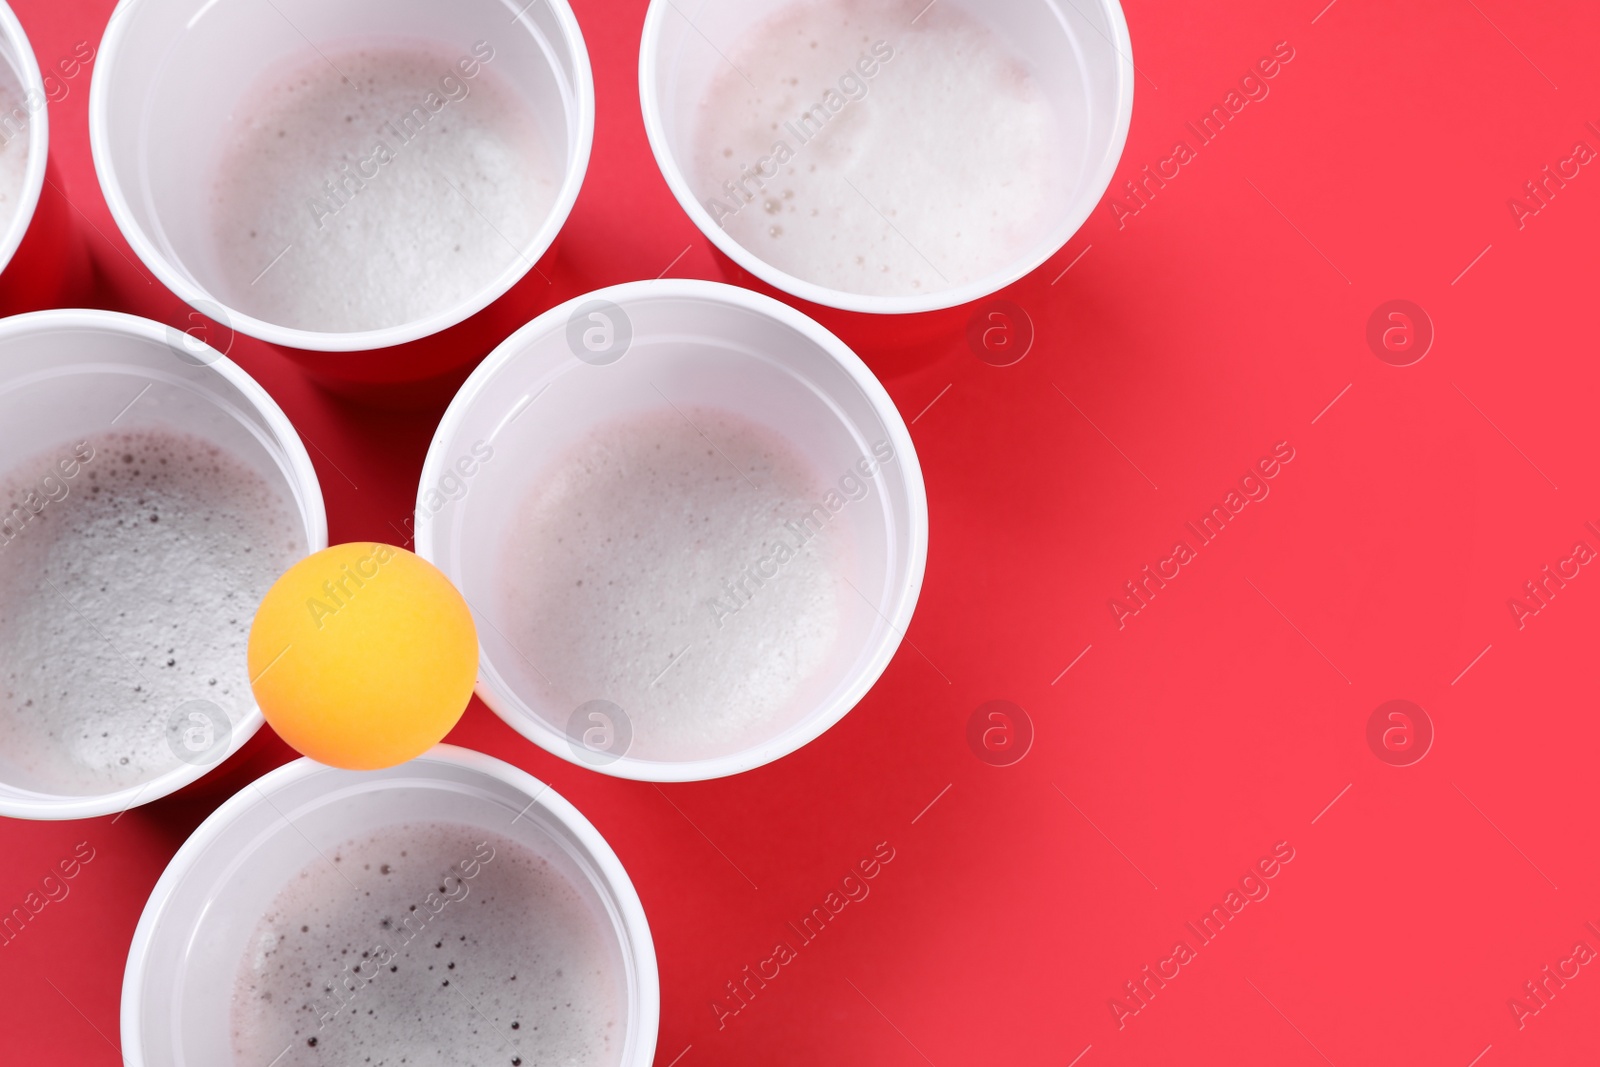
635, 0, 1136, 315
118, 745, 661, 1067
0, 307, 329, 820
414, 277, 929, 782
87, 0, 597, 354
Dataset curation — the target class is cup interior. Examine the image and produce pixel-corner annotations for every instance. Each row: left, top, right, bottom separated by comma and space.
0, 313, 325, 817
420, 281, 925, 779
123, 749, 656, 1067
94, 0, 590, 347
642, 0, 1133, 311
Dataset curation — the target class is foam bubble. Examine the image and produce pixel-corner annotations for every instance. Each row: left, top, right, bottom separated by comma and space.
230, 821, 623, 1067
692, 0, 1067, 297
0, 59, 29, 240
500, 407, 843, 762
0, 428, 303, 795
211, 40, 559, 333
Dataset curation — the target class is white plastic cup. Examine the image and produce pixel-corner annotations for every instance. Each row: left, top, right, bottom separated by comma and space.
416, 279, 928, 781
0, 2, 92, 315
0, 1, 44, 282
639, 0, 1135, 315
0, 309, 327, 821
121, 745, 659, 1067
89, 0, 595, 368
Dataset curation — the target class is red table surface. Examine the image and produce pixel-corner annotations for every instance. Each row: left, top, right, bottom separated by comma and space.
5, 0, 1600, 1063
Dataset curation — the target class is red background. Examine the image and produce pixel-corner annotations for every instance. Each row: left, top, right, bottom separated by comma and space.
4, 0, 1600, 1064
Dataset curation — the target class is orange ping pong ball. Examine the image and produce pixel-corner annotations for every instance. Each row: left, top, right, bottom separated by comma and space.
248, 542, 478, 770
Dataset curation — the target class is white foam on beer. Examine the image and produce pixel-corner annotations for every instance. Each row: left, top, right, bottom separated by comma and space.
230, 821, 624, 1067
211, 40, 559, 334
692, 0, 1068, 297
0, 429, 303, 795
0, 60, 29, 240
501, 407, 843, 762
